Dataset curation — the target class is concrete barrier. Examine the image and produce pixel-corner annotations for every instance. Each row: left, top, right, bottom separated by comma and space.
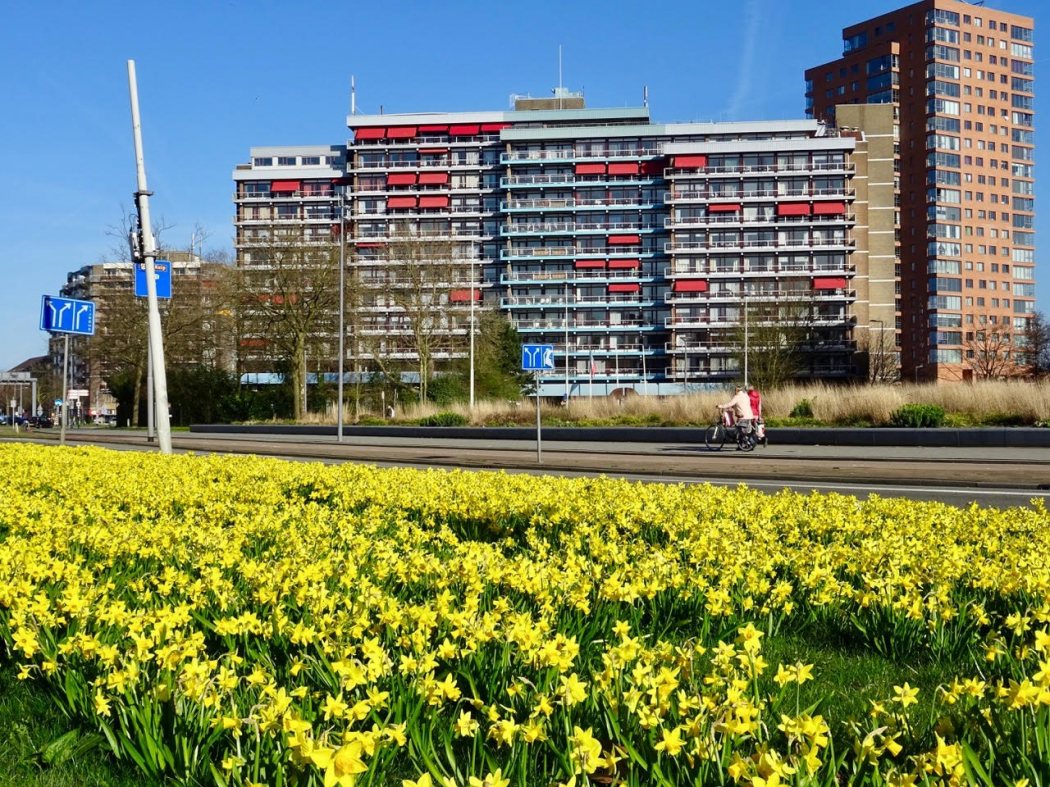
191, 423, 1050, 448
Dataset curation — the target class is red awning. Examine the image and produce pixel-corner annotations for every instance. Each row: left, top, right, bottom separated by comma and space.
419, 148, 448, 155
608, 259, 640, 269
353, 127, 385, 140
608, 162, 640, 175
386, 126, 417, 139
575, 163, 606, 175
812, 201, 847, 215
672, 279, 708, 292
708, 203, 741, 213
640, 159, 665, 175
608, 283, 641, 293
449, 124, 480, 136
270, 180, 300, 192
608, 234, 640, 245
419, 195, 450, 208
673, 155, 707, 168
355, 242, 383, 248
418, 171, 450, 185
574, 259, 606, 269
332, 176, 353, 185
777, 202, 811, 216
449, 289, 482, 302
480, 122, 510, 132
387, 172, 417, 186
387, 196, 417, 209
813, 277, 848, 290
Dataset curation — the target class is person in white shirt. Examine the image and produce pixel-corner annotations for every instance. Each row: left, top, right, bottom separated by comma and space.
718, 386, 754, 446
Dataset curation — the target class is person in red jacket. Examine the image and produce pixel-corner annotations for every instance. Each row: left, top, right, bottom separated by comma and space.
747, 386, 766, 446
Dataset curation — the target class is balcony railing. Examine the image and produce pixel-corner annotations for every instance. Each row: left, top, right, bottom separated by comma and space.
501, 148, 662, 163
664, 161, 855, 177
501, 294, 654, 307
500, 269, 646, 283
664, 288, 856, 303
664, 263, 853, 277
666, 238, 854, 253
502, 220, 664, 234
666, 187, 855, 202
665, 213, 855, 229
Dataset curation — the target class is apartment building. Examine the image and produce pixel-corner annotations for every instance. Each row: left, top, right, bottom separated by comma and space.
806, 0, 1036, 381
340, 100, 861, 396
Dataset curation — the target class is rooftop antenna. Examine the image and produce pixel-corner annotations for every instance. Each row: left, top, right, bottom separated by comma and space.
559, 44, 563, 109
351, 75, 356, 115
644, 85, 649, 108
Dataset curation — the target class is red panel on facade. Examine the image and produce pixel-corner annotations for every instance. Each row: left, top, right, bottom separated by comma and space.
418, 172, 450, 185
672, 279, 708, 292
813, 277, 847, 290
608, 283, 641, 293
386, 126, 418, 139
640, 159, 665, 175
608, 162, 640, 175
708, 203, 741, 213
270, 180, 301, 192
575, 163, 606, 175
574, 259, 606, 269
419, 195, 450, 208
448, 124, 481, 135
673, 155, 707, 168
608, 259, 640, 269
387, 196, 417, 209
355, 242, 383, 248
353, 127, 385, 140
419, 148, 448, 155
777, 202, 811, 216
812, 201, 847, 215
418, 125, 449, 133
386, 172, 417, 186
449, 289, 481, 302
480, 122, 510, 132
608, 234, 641, 245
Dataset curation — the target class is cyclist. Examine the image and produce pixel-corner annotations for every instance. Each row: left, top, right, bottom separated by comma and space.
718, 385, 755, 449
747, 385, 767, 447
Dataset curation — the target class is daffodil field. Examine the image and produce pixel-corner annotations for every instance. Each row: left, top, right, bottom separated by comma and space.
2, 445, 1050, 787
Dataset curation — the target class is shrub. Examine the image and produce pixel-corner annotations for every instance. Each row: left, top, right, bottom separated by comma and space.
981, 411, 1025, 427
889, 403, 946, 428
790, 398, 814, 419
417, 411, 469, 427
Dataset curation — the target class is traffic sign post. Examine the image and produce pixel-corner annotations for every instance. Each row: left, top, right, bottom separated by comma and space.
522, 344, 556, 463
41, 295, 96, 446
135, 260, 172, 299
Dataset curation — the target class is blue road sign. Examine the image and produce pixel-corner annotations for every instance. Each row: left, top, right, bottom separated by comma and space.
522, 344, 556, 371
135, 260, 172, 299
40, 296, 96, 336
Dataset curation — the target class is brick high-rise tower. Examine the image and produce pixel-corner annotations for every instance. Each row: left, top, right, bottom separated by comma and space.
806, 1, 1035, 382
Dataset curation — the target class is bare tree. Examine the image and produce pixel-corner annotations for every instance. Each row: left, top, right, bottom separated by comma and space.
733, 286, 819, 390
863, 324, 899, 384
363, 223, 463, 402
964, 316, 1021, 379
234, 224, 340, 419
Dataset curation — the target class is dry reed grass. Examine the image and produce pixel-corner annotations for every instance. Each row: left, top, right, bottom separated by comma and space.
300, 380, 1049, 427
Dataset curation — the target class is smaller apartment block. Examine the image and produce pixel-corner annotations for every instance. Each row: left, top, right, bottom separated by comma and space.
235, 101, 884, 396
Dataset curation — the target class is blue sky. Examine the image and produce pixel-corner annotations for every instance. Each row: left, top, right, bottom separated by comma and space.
0, 0, 1043, 370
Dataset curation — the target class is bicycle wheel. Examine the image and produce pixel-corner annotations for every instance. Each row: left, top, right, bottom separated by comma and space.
704, 423, 726, 451
737, 432, 756, 452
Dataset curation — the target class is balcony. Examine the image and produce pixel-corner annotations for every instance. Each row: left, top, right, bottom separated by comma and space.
664, 161, 855, 178
665, 213, 855, 229
500, 268, 648, 284
666, 238, 855, 254
501, 197, 660, 211
664, 263, 853, 278
501, 245, 657, 261
500, 148, 662, 164
502, 220, 664, 236
666, 187, 855, 203
234, 191, 338, 202
501, 294, 657, 308
501, 173, 659, 188
664, 288, 856, 304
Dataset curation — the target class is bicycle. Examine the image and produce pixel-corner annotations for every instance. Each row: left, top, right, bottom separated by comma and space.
705, 407, 757, 452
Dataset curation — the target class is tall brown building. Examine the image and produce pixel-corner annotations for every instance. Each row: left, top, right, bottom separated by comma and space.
806, 0, 1035, 382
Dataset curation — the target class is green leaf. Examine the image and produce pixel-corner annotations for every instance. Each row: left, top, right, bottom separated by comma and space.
960, 741, 993, 787
39, 730, 79, 765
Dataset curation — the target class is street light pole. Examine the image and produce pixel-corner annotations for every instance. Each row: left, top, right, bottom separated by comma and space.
915, 363, 924, 384
870, 318, 884, 384
469, 255, 475, 409
337, 189, 346, 442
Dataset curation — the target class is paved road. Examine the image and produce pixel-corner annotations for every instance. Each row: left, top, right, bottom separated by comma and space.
4, 428, 1049, 509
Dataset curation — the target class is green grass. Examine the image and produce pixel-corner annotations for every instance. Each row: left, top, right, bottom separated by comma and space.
0, 664, 156, 787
